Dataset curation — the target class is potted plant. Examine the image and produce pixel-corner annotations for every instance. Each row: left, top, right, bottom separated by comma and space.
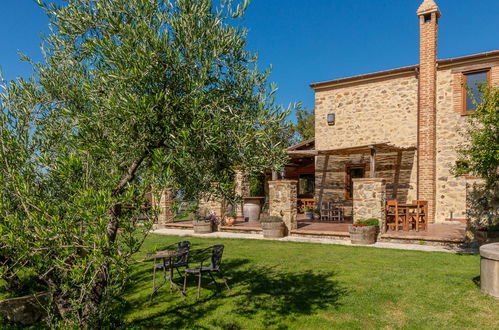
302, 206, 314, 220
224, 211, 237, 226
312, 207, 321, 220
260, 216, 285, 238
475, 224, 499, 246
349, 218, 380, 245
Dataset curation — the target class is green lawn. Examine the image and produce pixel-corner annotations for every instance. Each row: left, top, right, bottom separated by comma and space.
122, 235, 499, 329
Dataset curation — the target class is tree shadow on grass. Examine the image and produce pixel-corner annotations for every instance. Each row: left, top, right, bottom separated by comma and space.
225, 259, 348, 328
122, 258, 347, 329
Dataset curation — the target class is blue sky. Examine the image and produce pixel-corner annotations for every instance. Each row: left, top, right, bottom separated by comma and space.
1, 0, 498, 121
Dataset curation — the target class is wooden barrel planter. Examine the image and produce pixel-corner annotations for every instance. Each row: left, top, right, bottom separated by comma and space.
193, 221, 213, 234
349, 225, 378, 245
0, 291, 50, 325
261, 220, 285, 238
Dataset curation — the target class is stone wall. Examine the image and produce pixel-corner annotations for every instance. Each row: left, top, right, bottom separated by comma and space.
434, 63, 499, 222
314, 74, 418, 151
268, 180, 297, 233
313, 74, 418, 216
313, 59, 499, 223
352, 178, 387, 231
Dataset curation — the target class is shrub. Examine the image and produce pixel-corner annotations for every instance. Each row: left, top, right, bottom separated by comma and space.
356, 218, 379, 226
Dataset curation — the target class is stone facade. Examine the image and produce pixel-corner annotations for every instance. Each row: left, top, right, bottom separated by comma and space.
352, 178, 387, 231
314, 74, 418, 151
268, 180, 297, 233
310, 0, 499, 224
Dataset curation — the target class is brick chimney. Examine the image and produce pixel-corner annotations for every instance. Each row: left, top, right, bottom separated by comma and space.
417, 0, 440, 223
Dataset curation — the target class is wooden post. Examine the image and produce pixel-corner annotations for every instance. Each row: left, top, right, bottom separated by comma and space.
392, 151, 403, 199
318, 154, 330, 207
369, 147, 376, 178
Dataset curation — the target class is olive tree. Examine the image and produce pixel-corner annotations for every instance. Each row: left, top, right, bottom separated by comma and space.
0, 0, 293, 326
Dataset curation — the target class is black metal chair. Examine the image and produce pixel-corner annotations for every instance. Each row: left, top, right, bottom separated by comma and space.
183, 244, 230, 300
153, 240, 191, 280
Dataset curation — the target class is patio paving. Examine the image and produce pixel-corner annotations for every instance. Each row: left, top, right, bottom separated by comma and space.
152, 227, 477, 254
161, 218, 467, 245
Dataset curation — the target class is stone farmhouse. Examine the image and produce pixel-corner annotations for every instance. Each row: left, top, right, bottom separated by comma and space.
155, 0, 497, 244
286, 0, 499, 225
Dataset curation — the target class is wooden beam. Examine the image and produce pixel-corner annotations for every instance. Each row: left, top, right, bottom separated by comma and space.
392, 151, 403, 199
318, 154, 330, 207
370, 147, 376, 178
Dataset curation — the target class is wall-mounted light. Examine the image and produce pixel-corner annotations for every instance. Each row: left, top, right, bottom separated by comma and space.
327, 113, 335, 126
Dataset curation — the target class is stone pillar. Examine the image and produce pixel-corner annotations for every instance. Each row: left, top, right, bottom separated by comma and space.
152, 188, 174, 228
268, 180, 297, 234
198, 195, 225, 218
353, 178, 387, 231
480, 243, 499, 299
234, 170, 250, 218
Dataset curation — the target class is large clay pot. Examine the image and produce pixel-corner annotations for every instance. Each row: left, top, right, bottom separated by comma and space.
349, 225, 378, 245
262, 221, 285, 238
243, 197, 264, 222
193, 220, 213, 234
0, 292, 50, 325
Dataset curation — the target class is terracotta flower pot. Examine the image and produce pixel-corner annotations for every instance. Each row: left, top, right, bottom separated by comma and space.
349, 225, 378, 245
225, 216, 236, 226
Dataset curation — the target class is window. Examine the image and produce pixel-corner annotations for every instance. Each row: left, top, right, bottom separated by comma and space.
298, 174, 315, 196
346, 165, 365, 199
424, 14, 432, 23
463, 70, 489, 112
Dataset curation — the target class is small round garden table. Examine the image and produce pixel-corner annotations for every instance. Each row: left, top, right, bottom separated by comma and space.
146, 249, 188, 299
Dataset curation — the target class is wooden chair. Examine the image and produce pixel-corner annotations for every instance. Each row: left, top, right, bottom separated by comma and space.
411, 200, 428, 232
385, 200, 406, 232
320, 202, 343, 222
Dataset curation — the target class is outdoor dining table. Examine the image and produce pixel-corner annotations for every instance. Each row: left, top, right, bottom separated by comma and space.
397, 203, 418, 231
146, 249, 188, 299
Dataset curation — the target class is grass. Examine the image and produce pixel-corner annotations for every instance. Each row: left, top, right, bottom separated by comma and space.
121, 234, 499, 329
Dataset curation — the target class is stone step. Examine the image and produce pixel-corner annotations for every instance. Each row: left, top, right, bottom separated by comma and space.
218, 225, 262, 235
290, 230, 350, 240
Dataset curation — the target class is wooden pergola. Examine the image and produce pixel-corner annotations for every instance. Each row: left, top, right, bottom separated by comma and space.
287, 142, 417, 206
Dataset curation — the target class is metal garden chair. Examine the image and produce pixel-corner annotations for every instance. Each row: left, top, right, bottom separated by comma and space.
152, 240, 191, 280
182, 244, 230, 300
